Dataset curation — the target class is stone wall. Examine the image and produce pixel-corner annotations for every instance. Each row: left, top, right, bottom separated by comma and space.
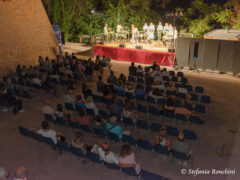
0, 0, 59, 76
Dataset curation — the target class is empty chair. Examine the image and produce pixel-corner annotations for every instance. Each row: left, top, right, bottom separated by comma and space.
166, 126, 179, 136
80, 125, 92, 133
32, 133, 44, 142
183, 130, 197, 141
86, 152, 102, 164
145, 86, 153, 93
86, 108, 95, 117
68, 120, 80, 129
56, 117, 66, 125
59, 142, 71, 152
146, 77, 154, 85
123, 117, 135, 126
18, 126, 32, 137
163, 76, 170, 81
122, 134, 136, 146
194, 104, 206, 113
180, 77, 188, 84
121, 167, 139, 177
146, 96, 156, 104
200, 95, 211, 104
136, 119, 149, 129
177, 72, 184, 77
185, 103, 193, 110
169, 71, 175, 76
71, 146, 86, 158
178, 93, 186, 99
157, 98, 166, 106
137, 77, 144, 84
108, 132, 120, 141
195, 86, 204, 94
137, 104, 148, 114
149, 106, 160, 118
186, 85, 193, 92
137, 139, 152, 151
93, 128, 107, 138
64, 103, 75, 111
190, 93, 199, 102
125, 92, 134, 99
150, 123, 162, 132
175, 114, 188, 122
92, 94, 102, 103
162, 110, 175, 121
172, 150, 191, 162
154, 144, 169, 155
104, 162, 120, 170
43, 137, 56, 147
164, 81, 170, 87
44, 114, 55, 123
171, 76, 178, 82
189, 116, 204, 125
136, 95, 145, 101
128, 76, 135, 82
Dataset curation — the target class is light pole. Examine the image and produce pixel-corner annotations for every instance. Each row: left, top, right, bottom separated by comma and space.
90, 9, 95, 58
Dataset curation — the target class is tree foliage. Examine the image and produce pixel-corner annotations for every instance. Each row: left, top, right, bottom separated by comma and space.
42, 0, 240, 41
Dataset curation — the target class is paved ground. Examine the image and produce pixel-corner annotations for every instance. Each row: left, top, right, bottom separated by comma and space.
1, 59, 240, 180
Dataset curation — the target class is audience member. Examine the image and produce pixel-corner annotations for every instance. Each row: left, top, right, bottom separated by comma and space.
95, 141, 119, 164
71, 131, 91, 154
42, 99, 55, 118
85, 96, 98, 115
72, 108, 92, 129
107, 116, 123, 139
75, 94, 85, 108
129, 62, 137, 75
109, 98, 123, 121
134, 84, 145, 96
91, 115, 107, 131
154, 127, 172, 150
118, 144, 141, 175
13, 166, 28, 180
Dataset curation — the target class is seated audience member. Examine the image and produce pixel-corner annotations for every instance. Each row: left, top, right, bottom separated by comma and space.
116, 80, 124, 92
65, 65, 73, 77
102, 86, 112, 99
148, 88, 161, 101
164, 98, 175, 113
13, 166, 28, 180
122, 103, 137, 123
118, 73, 126, 84
6, 78, 15, 94
154, 127, 172, 150
108, 71, 117, 84
32, 75, 42, 87
153, 72, 163, 83
107, 116, 123, 139
172, 132, 192, 158
109, 98, 123, 120
36, 120, 63, 146
128, 62, 137, 75
0, 84, 24, 113
118, 143, 141, 175
97, 76, 105, 92
162, 69, 169, 76
72, 108, 92, 128
136, 65, 143, 73
95, 141, 119, 164
178, 84, 188, 94
72, 131, 91, 154
75, 94, 85, 108
149, 60, 159, 71
174, 100, 198, 117
134, 84, 145, 96
91, 115, 107, 131
55, 104, 68, 123
63, 89, 75, 105
167, 82, 177, 92
85, 96, 98, 115
0, 167, 8, 180
82, 83, 92, 99
42, 99, 55, 118
124, 83, 135, 93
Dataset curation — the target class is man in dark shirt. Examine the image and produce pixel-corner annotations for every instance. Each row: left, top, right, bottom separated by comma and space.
129, 62, 137, 75
149, 60, 160, 71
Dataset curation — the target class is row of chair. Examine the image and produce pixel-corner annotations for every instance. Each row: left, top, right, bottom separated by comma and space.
18, 126, 171, 180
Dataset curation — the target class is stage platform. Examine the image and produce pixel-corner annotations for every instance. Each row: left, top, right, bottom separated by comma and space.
93, 44, 175, 66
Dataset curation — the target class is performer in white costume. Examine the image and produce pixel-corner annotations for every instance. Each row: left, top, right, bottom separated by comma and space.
149, 22, 155, 40
157, 22, 164, 41
143, 23, 149, 41
104, 23, 109, 42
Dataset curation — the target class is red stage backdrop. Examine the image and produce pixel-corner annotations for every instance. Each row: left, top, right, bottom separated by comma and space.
93, 45, 175, 66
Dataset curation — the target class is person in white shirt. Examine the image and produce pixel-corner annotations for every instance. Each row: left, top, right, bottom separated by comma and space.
174, 27, 178, 40
143, 23, 149, 41
104, 24, 109, 42
42, 100, 55, 119
163, 23, 169, 34
168, 24, 174, 39
96, 141, 119, 165
13, 166, 28, 180
0, 167, 8, 180
71, 131, 91, 155
117, 24, 122, 33
85, 96, 99, 115
178, 86, 188, 94
37, 120, 58, 144
32, 76, 42, 87
157, 22, 164, 41
64, 90, 75, 105
149, 22, 155, 40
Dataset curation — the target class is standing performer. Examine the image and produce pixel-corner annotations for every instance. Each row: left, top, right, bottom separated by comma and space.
149, 22, 155, 41
157, 22, 164, 42
104, 23, 109, 43
134, 28, 139, 44
143, 23, 149, 41
116, 23, 122, 41
130, 24, 135, 43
